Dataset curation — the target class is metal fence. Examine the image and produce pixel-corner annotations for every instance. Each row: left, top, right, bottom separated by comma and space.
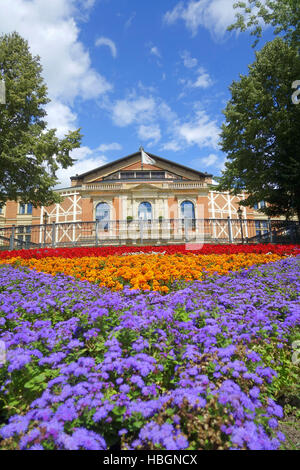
0, 218, 299, 251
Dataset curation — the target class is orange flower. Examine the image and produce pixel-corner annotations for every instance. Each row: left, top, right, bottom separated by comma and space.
0, 252, 284, 292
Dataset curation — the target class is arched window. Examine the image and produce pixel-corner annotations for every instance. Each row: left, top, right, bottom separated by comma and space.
138, 202, 152, 221
96, 202, 110, 230
180, 200, 195, 228
180, 200, 195, 219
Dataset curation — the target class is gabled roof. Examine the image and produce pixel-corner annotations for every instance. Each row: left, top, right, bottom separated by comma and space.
71, 149, 212, 181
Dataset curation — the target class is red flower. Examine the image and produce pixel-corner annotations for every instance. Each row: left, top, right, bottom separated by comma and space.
0, 243, 299, 260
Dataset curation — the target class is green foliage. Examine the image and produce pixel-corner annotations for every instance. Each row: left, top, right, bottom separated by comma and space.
229, 0, 300, 50
0, 32, 82, 207
216, 38, 300, 220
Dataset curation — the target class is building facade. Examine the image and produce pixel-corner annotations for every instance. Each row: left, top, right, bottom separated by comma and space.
0, 149, 274, 246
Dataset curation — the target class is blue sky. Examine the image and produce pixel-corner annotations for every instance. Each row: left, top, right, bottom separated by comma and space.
0, 0, 275, 187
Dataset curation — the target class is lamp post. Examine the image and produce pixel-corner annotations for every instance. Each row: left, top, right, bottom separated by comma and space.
237, 207, 244, 244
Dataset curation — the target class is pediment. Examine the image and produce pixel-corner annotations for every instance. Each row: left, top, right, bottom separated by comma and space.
70, 149, 212, 187
128, 183, 162, 192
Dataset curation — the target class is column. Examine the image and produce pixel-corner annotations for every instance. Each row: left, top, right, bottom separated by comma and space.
162, 197, 170, 240
120, 195, 127, 241
210, 192, 216, 239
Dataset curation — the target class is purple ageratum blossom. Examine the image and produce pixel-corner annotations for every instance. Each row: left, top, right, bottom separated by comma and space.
119, 384, 130, 393
31, 408, 53, 422
130, 375, 144, 388
83, 328, 100, 340
277, 431, 285, 442
141, 385, 157, 397
61, 428, 106, 450
246, 350, 262, 362
93, 404, 114, 422
132, 338, 149, 352
0, 415, 30, 439
19, 428, 41, 449
39, 352, 66, 366
0, 257, 299, 450
266, 399, 284, 418
138, 421, 188, 450
268, 418, 278, 429
218, 344, 236, 359
54, 403, 78, 422
65, 339, 84, 349
6, 347, 43, 371
249, 386, 260, 399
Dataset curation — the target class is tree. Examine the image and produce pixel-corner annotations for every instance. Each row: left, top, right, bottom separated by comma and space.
0, 32, 81, 208
215, 38, 300, 221
229, 0, 300, 49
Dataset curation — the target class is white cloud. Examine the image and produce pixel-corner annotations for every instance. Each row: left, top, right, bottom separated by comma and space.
179, 111, 220, 149
193, 67, 213, 88
0, 0, 111, 137
201, 153, 218, 167
125, 12, 136, 29
138, 124, 161, 145
190, 153, 227, 174
97, 143, 122, 152
180, 66, 213, 90
191, 153, 218, 168
160, 108, 221, 154
164, 0, 239, 39
78, 0, 95, 10
150, 46, 161, 59
161, 140, 182, 152
111, 96, 156, 127
180, 50, 198, 68
55, 146, 108, 188
216, 157, 227, 172
46, 100, 77, 138
95, 37, 117, 58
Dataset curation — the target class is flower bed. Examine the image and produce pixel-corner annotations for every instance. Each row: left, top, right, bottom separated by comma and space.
0, 256, 299, 450
1, 252, 287, 292
0, 243, 299, 260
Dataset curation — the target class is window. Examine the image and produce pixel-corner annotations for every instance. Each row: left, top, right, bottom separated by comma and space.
181, 201, 195, 219
138, 202, 152, 221
19, 203, 33, 215
120, 172, 135, 179
103, 172, 119, 180
253, 201, 266, 211
118, 171, 167, 180
151, 171, 165, 179
17, 226, 31, 247
96, 202, 110, 231
136, 171, 150, 179
255, 221, 269, 237
180, 201, 195, 228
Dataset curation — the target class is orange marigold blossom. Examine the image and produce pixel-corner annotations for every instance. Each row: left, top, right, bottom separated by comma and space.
0, 252, 284, 293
